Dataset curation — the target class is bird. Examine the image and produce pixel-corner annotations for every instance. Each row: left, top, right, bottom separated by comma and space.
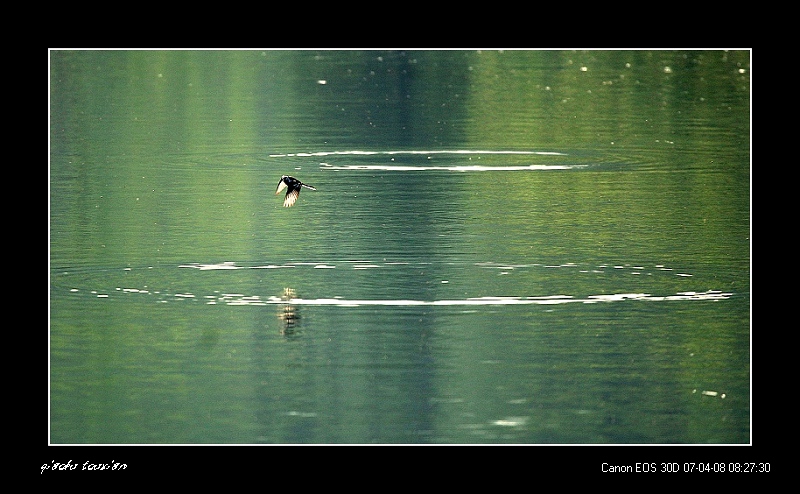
275, 175, 316, 208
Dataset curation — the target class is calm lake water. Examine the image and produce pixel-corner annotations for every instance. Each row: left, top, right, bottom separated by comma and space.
49, 50, 750, 444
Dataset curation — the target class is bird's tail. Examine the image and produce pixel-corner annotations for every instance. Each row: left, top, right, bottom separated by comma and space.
301, 184, 317, 191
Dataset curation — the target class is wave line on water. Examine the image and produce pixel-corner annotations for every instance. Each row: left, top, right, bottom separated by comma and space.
176, 260, 694, 277
196, 291, 733, 307
269, 150, 568, 158
319, 163, 579, 172
178, 262, 296, 270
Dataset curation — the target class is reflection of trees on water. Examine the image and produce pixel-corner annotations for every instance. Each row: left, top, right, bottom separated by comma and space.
277, 287, 300, 336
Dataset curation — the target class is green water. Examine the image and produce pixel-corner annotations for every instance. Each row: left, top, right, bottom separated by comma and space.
49, 50, 750, 444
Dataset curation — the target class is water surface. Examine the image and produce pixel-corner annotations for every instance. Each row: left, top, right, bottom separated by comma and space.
50, 50, 750, 444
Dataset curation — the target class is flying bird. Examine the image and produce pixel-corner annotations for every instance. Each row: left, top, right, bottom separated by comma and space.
275, 175, 317, 207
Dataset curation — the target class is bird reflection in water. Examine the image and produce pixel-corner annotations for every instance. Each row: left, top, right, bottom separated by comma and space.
277, 287, 301, 336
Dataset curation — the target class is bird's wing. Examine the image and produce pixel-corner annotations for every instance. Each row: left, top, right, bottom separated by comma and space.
283, 188, 300, 207
275, 180, 288, 194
